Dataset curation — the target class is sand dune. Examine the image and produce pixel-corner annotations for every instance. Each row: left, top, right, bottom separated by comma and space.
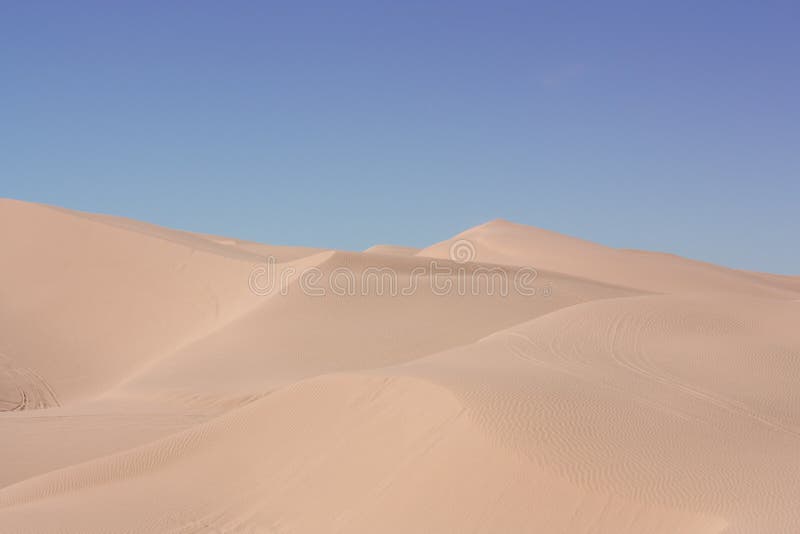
418, 219, 799, 298
1, 200, 798, 533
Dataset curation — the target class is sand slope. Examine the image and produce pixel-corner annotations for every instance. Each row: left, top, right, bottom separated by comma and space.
0, 200, 798, 533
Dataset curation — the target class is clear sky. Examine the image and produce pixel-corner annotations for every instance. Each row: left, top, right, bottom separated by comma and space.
2, 2, 798, 273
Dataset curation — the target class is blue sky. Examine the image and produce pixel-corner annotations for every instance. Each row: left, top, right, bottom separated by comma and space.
2, 2, 798, 273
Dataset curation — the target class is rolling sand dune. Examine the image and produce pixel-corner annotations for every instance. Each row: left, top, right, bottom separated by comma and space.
1, 199, 798, 533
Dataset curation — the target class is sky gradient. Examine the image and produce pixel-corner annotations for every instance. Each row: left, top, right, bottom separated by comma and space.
2, 2, 798, 273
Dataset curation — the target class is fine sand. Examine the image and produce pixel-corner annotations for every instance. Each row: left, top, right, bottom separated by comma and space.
1, 198, 798, 533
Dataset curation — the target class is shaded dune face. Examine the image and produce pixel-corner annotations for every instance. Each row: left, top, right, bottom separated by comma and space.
0, 199, 798, 533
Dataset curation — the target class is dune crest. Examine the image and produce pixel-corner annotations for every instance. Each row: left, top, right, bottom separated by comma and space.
418, 218, 799, 298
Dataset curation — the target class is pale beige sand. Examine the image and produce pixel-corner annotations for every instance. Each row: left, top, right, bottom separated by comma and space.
1, 200, 798, 533
363, 244, 421, 256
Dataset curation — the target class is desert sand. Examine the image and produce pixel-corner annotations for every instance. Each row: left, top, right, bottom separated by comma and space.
1, 198, 799, 533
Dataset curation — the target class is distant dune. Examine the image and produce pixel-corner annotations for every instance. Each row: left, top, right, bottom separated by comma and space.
363, 244, 421, 256
418, 219, 799, 298
1, 199, 798, 533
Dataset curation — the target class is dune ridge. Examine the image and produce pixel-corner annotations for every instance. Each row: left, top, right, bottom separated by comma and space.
417, 219, 799, 298
0, 199, 798, 533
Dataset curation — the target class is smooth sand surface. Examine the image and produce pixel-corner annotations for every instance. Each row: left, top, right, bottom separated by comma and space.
1, 199, 799, 533
363, 244, 421, 256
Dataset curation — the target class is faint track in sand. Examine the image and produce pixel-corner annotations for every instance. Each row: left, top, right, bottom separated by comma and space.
0, 353, 60, 411
604, 308, 800, 439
